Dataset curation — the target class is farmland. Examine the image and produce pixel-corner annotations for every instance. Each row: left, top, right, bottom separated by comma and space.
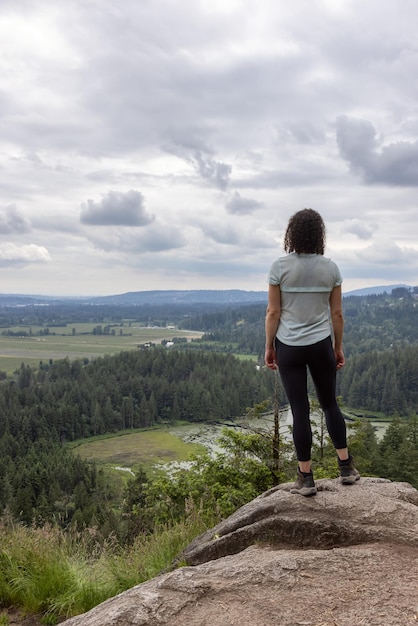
0, 323, 202, 374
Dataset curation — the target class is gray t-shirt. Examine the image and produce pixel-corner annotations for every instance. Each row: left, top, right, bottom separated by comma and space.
268, 253, 342, 346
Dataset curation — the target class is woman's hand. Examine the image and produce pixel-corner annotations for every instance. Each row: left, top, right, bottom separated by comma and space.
334, 348, 345, 370
265, 346, 278, 370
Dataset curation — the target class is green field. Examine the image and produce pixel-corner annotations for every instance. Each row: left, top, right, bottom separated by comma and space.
0, 324, 202, 374
71, 427, 206, 474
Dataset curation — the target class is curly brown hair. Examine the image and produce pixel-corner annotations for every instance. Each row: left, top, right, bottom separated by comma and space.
283, 208, 325, 255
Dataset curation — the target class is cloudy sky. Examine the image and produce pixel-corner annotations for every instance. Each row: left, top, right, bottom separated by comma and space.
1, 0, 418, 296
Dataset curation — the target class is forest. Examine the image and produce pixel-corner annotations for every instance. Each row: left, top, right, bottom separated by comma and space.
0, 349, 277, 529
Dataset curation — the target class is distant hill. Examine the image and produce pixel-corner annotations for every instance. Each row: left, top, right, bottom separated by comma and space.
84, 290, 268, 305
0, 294, 62, 307
0, 290, 268, 307
0, 285, 415, 307
344, 284, 411, 297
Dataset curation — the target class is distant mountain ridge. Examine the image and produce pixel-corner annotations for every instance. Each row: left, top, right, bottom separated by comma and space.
87, 289, 268, 305
344, 284, 411, 296
0, 285, 414, 307
0, 290, 268, 307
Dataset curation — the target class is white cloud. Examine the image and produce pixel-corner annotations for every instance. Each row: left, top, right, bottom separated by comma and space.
163, 141, 232, 191
356, 241, 418, 266
0, 205, 31, 234
335, 240, 418, 289
342, 218, 377, 240
80, 190, 154, 226
336, 115, 418, 185
225, 191, 263, 215
86, 222, 186, 255
0, 242, 51, 267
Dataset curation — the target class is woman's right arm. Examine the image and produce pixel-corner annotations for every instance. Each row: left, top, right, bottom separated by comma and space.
264, 284, 281, 369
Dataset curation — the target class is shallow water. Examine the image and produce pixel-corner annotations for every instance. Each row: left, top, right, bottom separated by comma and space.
169, 409, 388, 457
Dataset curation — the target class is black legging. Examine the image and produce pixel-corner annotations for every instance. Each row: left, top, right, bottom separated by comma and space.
276, 336, 347, 462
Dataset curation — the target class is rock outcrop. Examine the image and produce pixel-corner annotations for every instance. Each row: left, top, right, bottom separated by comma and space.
183, 475, 418, 564
62, 477, 418, 626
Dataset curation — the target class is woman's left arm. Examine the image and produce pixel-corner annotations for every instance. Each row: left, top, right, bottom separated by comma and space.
264, 284, 281, 369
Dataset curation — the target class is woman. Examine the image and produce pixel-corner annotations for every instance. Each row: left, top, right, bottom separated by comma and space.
265, 208, 359, 496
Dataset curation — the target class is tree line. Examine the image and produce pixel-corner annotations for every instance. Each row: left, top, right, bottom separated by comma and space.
336, 345, 418, 415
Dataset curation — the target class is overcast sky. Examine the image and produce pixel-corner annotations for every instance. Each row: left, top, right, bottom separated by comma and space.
1, 0, 418, 296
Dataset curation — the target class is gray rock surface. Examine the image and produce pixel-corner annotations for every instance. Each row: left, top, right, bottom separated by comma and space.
62, 477, 418, 626
183, 476, 418, 564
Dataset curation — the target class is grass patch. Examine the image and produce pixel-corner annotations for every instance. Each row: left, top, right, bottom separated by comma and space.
342, 407, 392, 422
0, 522, 110, 622
0, 506, 217, 623
71, 428, 206, 472
232, 353, 258, 361
0, 355, 41, 374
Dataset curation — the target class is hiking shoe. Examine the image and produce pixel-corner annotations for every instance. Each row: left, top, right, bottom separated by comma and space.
338, 455, 360, 485
290, 468, 317, 497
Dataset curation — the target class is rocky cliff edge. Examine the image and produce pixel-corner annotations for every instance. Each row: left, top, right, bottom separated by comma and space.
62, 477, 418, 626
